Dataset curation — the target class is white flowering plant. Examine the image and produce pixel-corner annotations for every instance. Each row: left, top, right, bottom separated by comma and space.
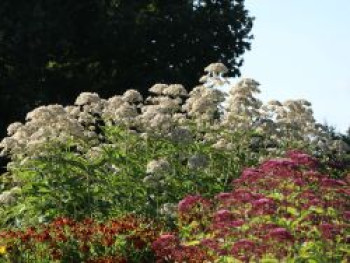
0, 63, 348, 228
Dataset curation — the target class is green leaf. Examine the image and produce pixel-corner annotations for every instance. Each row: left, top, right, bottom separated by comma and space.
183, 240, 200, 246
261, 258, 279, 263
287, 206, 299, 216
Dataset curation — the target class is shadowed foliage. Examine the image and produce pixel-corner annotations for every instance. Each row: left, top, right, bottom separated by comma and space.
0, 0, 254, 137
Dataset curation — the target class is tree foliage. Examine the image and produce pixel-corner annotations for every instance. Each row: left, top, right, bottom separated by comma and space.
0, 0, 254, 137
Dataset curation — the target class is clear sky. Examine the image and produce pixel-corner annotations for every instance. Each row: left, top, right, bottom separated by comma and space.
235, 0, 350, 133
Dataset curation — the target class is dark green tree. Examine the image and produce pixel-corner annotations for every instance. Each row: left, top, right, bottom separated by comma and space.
0, 0, 254, 137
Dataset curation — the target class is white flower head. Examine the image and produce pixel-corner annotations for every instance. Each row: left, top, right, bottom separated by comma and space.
162, 84, 188, 97
159, 203, 178, 216
204, 62, 228, 75
7, 122, 23, 136
122, 89, 143, 103
268, 100, 282, 106
65, 106, 81, 117
75, 92, 101, 106
149, 84, 168, 95
0, 188, 18, 205
212, 138, 234, 151
146, 159, 171, 174
199, 75, 209, 83
85, 146, 104, 161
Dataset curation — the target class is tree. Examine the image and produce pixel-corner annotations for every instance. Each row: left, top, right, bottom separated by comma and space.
0, 0, 254, 137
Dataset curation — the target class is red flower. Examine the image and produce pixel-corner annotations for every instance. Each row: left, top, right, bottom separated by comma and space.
52, 217, 75, 227
178, 195, 209, 214
35, 230, 51, 242
319, 223, 340, 240
344, 211, 350, 221
231, 239, 256, 262
55, 232, 68, 242
79, 242, 90, 253
51, 248, 62, 260
214, 209, 232, 222
260, 158, 297, 170
287, 150, 319, 168
215, 192, 234, 200
268, 228, 294, 242
251, 198, 276, 215
232, 189, 255, 203
321, 178, 347, 187
200, 238, 219, 251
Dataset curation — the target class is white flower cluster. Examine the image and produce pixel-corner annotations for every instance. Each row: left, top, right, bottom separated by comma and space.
143, 159, 171, 187
0, 186, 20, 205
222, 78, 262, 130
102, 90, 142, 127
146, 159, 171, 174
183, 85, 226, 124
201, 63, 230, 88
74, 92, 106, 126
0, 105, 87, 158
1, 62, 345, 163
138, 84, 187, 132
261, 99, 318, 142
159, 202, 177, 217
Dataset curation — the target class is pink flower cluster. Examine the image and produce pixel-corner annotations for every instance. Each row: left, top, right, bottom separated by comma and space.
152, 150, 350, 262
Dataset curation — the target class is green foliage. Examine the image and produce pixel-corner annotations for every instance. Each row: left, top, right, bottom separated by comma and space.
0, 124, 270, 226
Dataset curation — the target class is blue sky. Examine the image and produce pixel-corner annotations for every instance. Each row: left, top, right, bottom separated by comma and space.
235, 0, 350, 133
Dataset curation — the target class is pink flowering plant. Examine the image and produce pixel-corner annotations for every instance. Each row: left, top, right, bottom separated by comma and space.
152, 151, 350, 262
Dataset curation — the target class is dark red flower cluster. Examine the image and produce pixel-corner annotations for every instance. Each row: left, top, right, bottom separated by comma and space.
152, 233, 212, 263
178, 195, 211, 214
0, 215, 160, 262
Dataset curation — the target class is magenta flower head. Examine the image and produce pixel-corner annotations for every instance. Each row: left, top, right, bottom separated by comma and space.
215, 192, 234, 201
268, 228, 294, 242
232, 189, 255, 203
344, 211, 350, 221
232, 239, 255, 251
238, 168, 263, 183
227, 219, 245, 228
178, 195, 209, 214
214, 209, 233, 223
287, 150, 319, 168
319, 223, 340, 240
251, 198, 276, 215
321, 178, 347, 188
231, 239, 256, 262
200, 238, 219, 251
293, 178, 305, 186
152, 233, 178, 251
260, 158, 297, 172
252, 198, 274, 206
